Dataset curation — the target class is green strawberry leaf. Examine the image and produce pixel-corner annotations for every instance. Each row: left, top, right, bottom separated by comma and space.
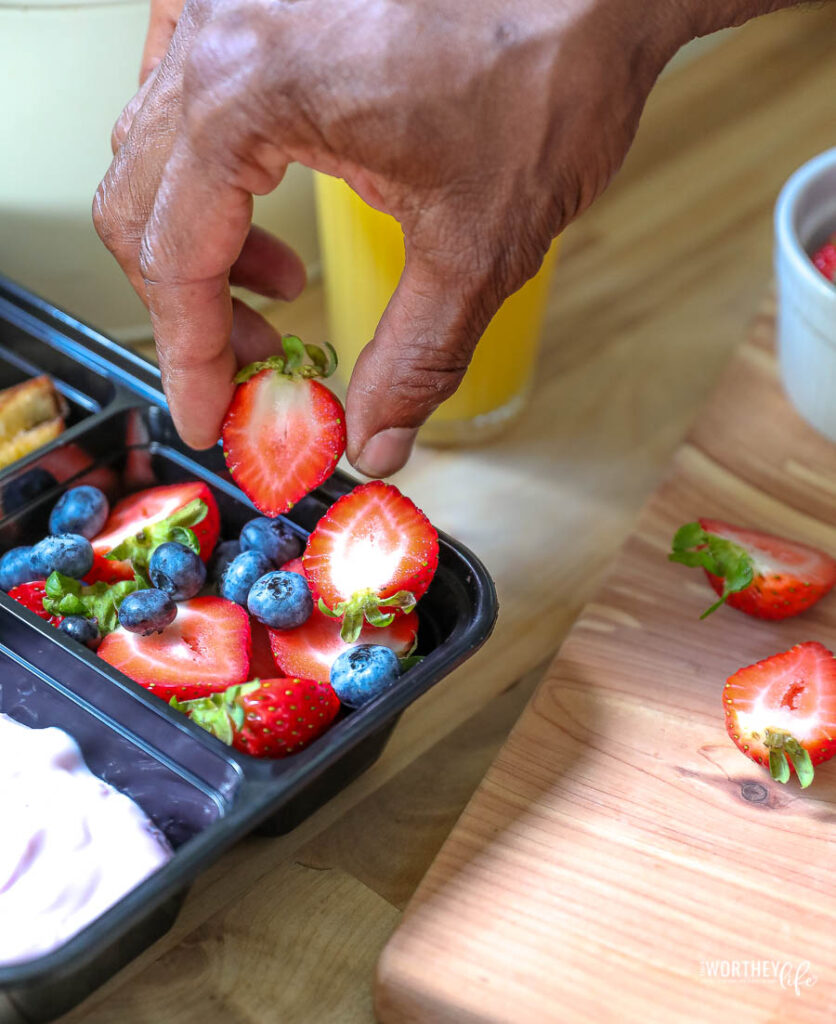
172, 682, 260, 746
233, 338, 338, 386
785, 738, 815, 789
105, 498, 206, 571
668, 522, 754, 618
398, 655, 424, 672
324, 588, 420, 643
42, 571, 147, 635
768, 749, 790, 784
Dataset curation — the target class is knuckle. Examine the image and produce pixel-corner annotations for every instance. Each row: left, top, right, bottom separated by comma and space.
91, 183, 118, 250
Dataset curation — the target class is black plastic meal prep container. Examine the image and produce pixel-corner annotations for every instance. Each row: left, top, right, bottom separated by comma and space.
0, 275, 498, 1024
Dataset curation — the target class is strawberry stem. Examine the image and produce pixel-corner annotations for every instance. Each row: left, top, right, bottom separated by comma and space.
764, 728, 815, 788
42, 570, 146, 634
171, 682, 261, 746
668, 522, 755, 618
105, 498, 207, 571
319, 589, 417, 642
234, 336, 338, 384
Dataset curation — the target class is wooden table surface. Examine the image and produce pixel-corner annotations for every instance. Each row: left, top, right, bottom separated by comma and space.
65, 6, 836, 1022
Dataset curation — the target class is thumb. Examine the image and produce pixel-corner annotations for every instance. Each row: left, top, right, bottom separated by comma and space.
345, 245, 495, 477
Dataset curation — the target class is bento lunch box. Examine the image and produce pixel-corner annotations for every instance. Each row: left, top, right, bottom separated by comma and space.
0, 276, 498, 1024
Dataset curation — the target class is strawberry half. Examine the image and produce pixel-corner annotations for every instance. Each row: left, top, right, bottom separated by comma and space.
90, 482, 220, 583
97, 596, 250, 700
269, 608, 419, 682
8, 580, 62, 626
221, 336, 346, 516
303, 481, 439, 642
724, 641, 836, 787
669, 518, 836, 620
812, 233, 836, 284
173, 677, 341, 758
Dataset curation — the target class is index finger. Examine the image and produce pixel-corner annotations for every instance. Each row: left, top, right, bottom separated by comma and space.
140, 139, 263, 449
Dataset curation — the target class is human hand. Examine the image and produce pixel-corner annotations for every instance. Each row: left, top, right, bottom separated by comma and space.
95, 0, 695, 475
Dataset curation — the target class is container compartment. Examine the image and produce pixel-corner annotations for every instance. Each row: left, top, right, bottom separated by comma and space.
0, 278, 498, 1021
0, 645, 236, 1023
0, 300, 118, 425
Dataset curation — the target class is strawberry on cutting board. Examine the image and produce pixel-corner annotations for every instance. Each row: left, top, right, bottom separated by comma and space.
90, 482, 220, 583
724, 641, 836, 787
173, 677, 341, 758
669, 518, 836, 620
303, 480, 439, 642
97, 596, 250, 700
222, 336, 346, 516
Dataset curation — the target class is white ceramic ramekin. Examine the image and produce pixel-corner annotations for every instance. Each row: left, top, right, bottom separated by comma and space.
774, 147, 836, 442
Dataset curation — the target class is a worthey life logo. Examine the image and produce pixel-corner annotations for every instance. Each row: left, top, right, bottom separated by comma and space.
699, 959, 817, 997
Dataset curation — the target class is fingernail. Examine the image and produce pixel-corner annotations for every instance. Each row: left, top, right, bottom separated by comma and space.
355, 428, 418, 478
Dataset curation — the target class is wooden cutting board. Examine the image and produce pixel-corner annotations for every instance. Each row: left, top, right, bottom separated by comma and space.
375, 303, 836, 1024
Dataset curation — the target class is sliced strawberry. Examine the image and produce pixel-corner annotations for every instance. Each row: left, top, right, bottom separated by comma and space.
669, 518, 836, 620
221, 339, 346, 516
269, 608, 418, 682
249, 618, 281, 678
281, 557, 305, 576
97, 596, 250, 701
812, 233, 836, 284
8, 580, 62, 625
303, 481, 438, 641
174, 677, 341, 758
90, 482, 220, 583
724, 641, 836, 787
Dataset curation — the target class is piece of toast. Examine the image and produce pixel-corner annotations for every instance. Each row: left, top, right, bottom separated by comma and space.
0, 375, 65, 443
0, 416, 65, 470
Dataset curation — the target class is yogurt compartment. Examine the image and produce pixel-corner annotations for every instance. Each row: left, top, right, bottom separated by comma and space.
0, 714, 172, 967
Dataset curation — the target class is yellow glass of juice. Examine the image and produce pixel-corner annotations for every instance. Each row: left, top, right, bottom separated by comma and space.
315, 173, 558, 445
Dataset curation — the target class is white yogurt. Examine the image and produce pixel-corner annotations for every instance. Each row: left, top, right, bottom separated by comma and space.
0, 713, 172, 966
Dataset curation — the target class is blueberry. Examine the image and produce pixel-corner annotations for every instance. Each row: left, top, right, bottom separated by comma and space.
149, 541, 207, 601
59, 615, 100, 648
117, 589, 177, 635
247, 570, 313, 629
219, 550, 272, 606
30, 534, 94, 579
239, 517, 303, 567
208, 539, 241, 582
330, 644, 401, 707
49, 486, 109, 539
0, 546, 39, 590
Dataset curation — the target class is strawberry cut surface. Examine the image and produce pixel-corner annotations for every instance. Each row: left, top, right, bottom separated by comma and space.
724, 641, 836, 786
90, 482, 220, 583
303, 481, 438, 618
97, 596, 250, 701
222, 370, 346, 516
269, 608, 419, 682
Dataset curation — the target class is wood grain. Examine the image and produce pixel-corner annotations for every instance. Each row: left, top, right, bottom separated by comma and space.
374, 248, 836, 1024
67, 7, 836, 1022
